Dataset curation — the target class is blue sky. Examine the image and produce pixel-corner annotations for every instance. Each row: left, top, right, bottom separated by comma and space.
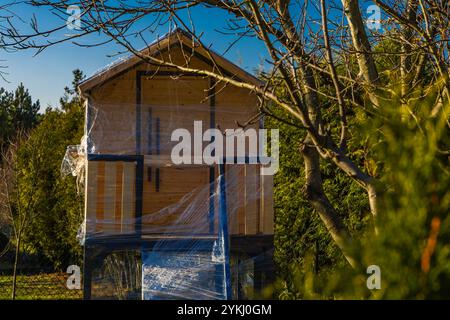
0, 1, 377, 110
0, 3, 269, 110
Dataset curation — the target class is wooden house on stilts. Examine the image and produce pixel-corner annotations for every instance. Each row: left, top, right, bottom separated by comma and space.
75, 29, 274, 300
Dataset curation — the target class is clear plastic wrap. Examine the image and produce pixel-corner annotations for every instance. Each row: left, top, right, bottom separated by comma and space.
81, 157, 273, 300
61, 143, 86, 193
64, 62, 274, 299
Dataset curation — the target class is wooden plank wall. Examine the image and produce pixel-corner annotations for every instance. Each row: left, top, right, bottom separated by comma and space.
214, 80, 273, 235
141, 164, 210, 231
84, 161, 136, 236
85, 48, 273, 237
225, 164, 273, 235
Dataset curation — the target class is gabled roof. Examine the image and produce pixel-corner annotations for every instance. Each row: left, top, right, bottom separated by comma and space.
79, 28, 263, 93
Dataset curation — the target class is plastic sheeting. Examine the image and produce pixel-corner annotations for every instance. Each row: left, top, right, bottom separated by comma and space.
61, 101, 275, 238
61, 143, 86, 193
142, 250, 224, 299
87, 248, 271, 300
77, 160, 272, 300
62, 74, 274, 300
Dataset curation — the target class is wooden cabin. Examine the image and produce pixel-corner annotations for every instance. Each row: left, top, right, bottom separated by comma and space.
78, 29, 274, 300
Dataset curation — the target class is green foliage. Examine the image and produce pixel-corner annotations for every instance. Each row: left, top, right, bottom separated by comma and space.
350, 88, 450, 299
265, 107, 371, 299
0, 84, 40, 152
14, 70, 85, 269
272, 86, 450, 299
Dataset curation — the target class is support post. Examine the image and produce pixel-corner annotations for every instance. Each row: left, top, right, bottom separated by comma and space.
83, 245, 92, 300
208, 77, 216, 233
218, 163, 232, 300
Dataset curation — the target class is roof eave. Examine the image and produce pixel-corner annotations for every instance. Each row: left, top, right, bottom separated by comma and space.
78, 29, 264, 95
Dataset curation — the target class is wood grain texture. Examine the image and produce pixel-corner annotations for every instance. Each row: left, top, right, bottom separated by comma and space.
102, 162, 116, 233
84, 50, 273, 237
114, 162, 124, 233
122, 162, 135, 233
85, 161, 98, 235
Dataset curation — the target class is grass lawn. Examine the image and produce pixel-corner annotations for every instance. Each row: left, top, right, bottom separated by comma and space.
0, 273, 82, 300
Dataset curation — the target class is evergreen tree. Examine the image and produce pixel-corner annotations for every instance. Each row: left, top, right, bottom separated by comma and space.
15, 70, 85, 269
11, 83, 40, 130
0, 84, 40, 152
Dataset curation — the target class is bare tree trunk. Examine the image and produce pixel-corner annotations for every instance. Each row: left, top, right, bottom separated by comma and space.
297, 65, 358, 266
301, 136, 357, 267
341, 0, 380, 107
400, 0, 418, 103
11, 233, 21, 300
323, 145, 379, 222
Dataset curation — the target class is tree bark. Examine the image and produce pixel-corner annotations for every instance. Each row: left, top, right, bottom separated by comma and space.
11, 233, 21, 300
298, 65, 357, 267
341, 0, 380, 107
319, 143, 379, 233
400, 0, 418, 103
301, 136, 357, 267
